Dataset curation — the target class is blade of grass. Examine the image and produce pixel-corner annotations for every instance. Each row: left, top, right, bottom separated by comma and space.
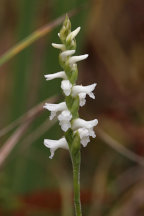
0, 96, 57, 138
0, 96, 57, 168
0, 9, 77, 68
97, 128, 144, 166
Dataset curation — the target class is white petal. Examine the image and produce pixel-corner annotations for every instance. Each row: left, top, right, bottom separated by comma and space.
78, 128, 90, 147
58, 110, 72, 132
88, 128, 96, 138
72, 118, 98, 130
44, 137, 68, 159
61, 80, 72, 96
49, 111, 56, 120
66, 27, 81, 41
60, 50, 75, 60
43, 102, 67, 120
79, 93, 86, 107
44, 71, 67, 80
52, 43, 65, 50
69, 54, 88, 65
88, 92, 95, 99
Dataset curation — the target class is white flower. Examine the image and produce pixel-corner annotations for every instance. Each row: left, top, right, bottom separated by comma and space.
72, 83, 97, 106
69, 54, 88, 66
60, 50, 75, 61
44, 71, 67, 81
72, 118, 98, 147
66, 27, 81, 41
52, 43, 65, 50
61, 80, 72, 96
43, 102, 67, 120
44, 137, 69, 159
72, 118, 98, 131
58, 110, 72, 132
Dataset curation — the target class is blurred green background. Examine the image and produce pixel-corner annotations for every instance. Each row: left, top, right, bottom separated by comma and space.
0, 0, 144, 215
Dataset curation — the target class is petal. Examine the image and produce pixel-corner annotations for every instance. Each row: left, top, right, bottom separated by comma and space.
79, 93, 86, 107
58, 110, 72, 132
66, 27, 81, 41
69, 54, 88, 65
49, 111, 56, 120
60, 50, 75, 60
44, 71, 67, 80
61, 80, 72, 96
78, 128, 90, 147
52, 43, 65, 50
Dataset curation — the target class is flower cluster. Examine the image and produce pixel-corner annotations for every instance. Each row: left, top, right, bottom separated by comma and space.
43, 16, 98, 159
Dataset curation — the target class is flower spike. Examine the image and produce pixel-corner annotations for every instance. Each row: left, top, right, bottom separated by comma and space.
43, 15, 98, 216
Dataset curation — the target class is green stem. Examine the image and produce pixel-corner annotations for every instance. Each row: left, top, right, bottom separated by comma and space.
72, 150, 82, 216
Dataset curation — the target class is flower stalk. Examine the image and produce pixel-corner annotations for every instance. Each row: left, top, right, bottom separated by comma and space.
43, 15, 98, 216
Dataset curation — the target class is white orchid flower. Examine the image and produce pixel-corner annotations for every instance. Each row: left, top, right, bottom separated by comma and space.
66, 27, 81, 41
44, 71, 67, 81
72, 118, 98, 131
58, 110, 72, 132
72, 118, 98, 147
44, 137, 69, 159
43, 102, 67, 120
72, 83, 97, 106
61, 80, 72, 96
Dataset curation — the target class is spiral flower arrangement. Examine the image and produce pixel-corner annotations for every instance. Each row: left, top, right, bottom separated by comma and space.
43, 15, 98, 216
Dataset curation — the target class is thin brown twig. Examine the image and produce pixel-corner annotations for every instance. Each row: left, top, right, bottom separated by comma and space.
20, 118, 57, 152
97, 128, 144, 166
0, 9, 78, 68
0, 96, 57, 138
0, 96, 57, 168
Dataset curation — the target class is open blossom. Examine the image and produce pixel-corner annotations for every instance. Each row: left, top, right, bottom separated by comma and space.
61, 80, 72, 96
58, 110, 72, 132
72, 118, 98, 146
72, 83, 97, 106
44, 137, 69, 159
72, 118, 98, 130
44, 71, 67, 81
43, 102, 67, 120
